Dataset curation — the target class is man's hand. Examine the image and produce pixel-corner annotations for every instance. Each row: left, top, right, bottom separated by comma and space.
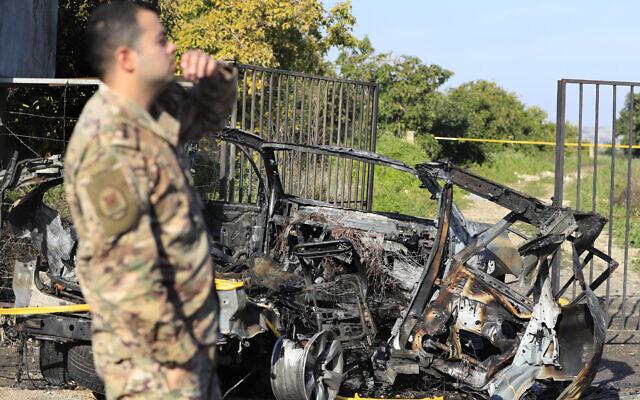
180, 50, 217, 81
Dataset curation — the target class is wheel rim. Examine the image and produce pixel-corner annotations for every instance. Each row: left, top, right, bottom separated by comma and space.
301, 330, 344, 400
270, 330, 344, 400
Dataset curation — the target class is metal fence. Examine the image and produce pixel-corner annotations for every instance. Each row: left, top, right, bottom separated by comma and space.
217, 63, 379, 210
554, 78, 640, 332
0, 64, 380, 210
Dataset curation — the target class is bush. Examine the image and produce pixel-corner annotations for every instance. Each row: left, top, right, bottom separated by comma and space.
416, 134, 441, 160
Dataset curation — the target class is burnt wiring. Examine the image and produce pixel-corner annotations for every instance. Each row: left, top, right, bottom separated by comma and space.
221, 370, 254, 400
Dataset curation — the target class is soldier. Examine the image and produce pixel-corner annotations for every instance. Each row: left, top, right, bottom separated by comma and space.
63, 1, 235, 399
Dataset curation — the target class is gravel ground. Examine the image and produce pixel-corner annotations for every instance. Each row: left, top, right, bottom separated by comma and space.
0, 388, 95, 400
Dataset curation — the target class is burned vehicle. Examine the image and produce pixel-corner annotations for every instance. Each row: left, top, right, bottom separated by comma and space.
0, 128, 616, 399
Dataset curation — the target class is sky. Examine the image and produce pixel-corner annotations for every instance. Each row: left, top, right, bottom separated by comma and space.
325, 0, 640, 133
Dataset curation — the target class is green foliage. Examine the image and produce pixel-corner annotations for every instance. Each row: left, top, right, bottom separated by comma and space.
370, 137, 561, 219
441, 81, 555, 163
375, 134, 429, 166
335, 37, 453, 139
563, 153, 640, 248
43, 184, 72, 221
615, 92, 640, 156
416, 134, 441, 160
159, 0, 357, 74
53, 0, 357, 76
4, 85, 95, 158
468, 149, 556, 198
449, 81, 545, 140
57, 0, 101, 77
372, 135, 437, 218
335, 41, 558, 165
55, 0, 356, 76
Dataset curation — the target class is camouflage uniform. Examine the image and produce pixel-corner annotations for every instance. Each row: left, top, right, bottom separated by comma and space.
64, 68, 235, 399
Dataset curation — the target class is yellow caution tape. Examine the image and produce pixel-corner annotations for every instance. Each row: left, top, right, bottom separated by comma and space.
0, 279, 244, 316
434, 136, 640, 149
0, 303, 90, 315
215, 278, 245, 291
337, 394, 444, 400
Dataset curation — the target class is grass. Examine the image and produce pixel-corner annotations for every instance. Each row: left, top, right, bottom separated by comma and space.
6, 184, 71, 222
372, 134, 440, 218
562, 151, 640, 257
467, 148, 557, 199
43, 184, 71, 221
373, 136, 561, 218
372, 138, 640, 266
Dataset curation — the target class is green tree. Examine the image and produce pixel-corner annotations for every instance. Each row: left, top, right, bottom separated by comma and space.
335, 41, 558, 164
54, 0, 357, 76
159, 0, 357, 73
335, 37, 452, 142
448, 81, 554, 142
440, 80, 555, 163
56, 0, 101, 77
615, 92, 640, 156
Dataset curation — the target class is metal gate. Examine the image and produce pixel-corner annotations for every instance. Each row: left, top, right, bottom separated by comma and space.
554, 78, 640, 331
219, 63, 379, 210
0, 64, 380, 210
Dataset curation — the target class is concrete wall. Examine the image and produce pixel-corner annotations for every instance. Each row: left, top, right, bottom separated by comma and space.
0, 0, 58, 78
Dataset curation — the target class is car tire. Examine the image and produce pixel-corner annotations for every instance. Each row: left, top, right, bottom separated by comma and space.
39, 340, 69, 386
67, 343, 104, 395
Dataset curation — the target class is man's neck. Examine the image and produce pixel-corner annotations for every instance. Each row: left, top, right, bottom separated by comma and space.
103, 75, 157, 111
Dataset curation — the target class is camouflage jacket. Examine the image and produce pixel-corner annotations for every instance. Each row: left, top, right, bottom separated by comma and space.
64, 70, 235, 365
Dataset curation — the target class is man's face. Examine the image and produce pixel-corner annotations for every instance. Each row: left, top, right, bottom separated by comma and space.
133, 9, 176, 88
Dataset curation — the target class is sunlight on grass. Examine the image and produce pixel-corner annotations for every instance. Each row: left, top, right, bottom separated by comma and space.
563, 151, 640, 248
372, 135, 439, 218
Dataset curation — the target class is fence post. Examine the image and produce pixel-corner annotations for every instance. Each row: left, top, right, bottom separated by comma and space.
552, 80, 566, 294
366, 84, 379, 211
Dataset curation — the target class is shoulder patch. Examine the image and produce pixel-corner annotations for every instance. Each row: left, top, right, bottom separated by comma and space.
86, 167, 142, 238
106, 122, 141, 150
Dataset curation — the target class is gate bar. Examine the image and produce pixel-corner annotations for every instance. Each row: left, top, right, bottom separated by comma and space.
553, 80, 566, 294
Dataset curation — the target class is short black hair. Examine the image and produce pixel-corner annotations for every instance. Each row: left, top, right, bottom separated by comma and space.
84, 1, 159, 78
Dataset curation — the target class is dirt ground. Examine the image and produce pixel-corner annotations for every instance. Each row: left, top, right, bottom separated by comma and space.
0, 387, 94, 400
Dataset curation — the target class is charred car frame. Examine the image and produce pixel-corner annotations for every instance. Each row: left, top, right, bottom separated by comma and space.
0, 128, 617, 399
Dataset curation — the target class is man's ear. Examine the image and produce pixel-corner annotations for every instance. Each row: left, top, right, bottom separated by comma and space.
114, 46, 136, 73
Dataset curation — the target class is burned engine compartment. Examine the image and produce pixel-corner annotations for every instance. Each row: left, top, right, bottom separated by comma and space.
0, 129, 618, 399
